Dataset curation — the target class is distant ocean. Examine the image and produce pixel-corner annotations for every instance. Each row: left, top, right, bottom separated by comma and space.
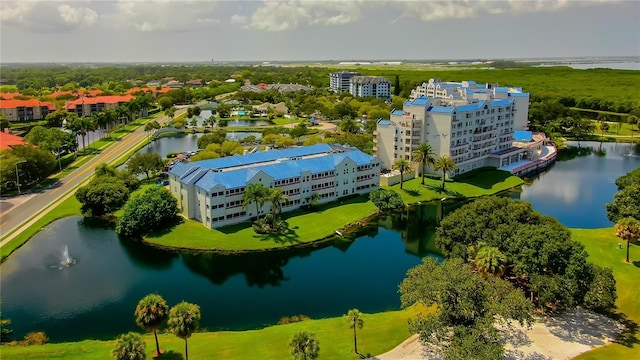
531, 60, 640, 70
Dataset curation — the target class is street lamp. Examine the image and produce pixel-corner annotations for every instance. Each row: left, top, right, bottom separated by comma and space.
15, 159, 27, 195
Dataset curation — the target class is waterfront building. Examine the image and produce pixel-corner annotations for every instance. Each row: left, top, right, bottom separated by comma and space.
375, 79, 555, 177
0, 99, 55, 121
168, 144, 380, 228
329, 71, 361, 93
64, 95, 135, 117
349, 76, 391, 99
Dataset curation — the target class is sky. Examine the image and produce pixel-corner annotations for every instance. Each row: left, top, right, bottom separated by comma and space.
1, 0, 639, 63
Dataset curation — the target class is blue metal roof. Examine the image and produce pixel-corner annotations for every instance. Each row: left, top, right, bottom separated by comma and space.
494, 87, 509, 93
193, 144, 333, 170
391, 109, 405, 116
514, 130, 533, 142
409, 96, 429, 105
187, 146, 376, 190
508, 92, 529, 97
378, 119, 391, 125
428, 106, 455, 113
455, 101, 485, 112
490, 98, 514, 107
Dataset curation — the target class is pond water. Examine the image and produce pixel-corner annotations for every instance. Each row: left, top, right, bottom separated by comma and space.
193, 110, 272, 127
1, 140, 638, 342
140, 132, 263, 158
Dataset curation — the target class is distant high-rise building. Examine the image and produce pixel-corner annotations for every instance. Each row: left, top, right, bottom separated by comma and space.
349, 76, 391, 99
329, 71, 360, 93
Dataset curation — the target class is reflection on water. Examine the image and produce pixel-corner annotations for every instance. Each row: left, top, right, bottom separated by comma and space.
1, 202, 444, 342
521, 141, 640, 228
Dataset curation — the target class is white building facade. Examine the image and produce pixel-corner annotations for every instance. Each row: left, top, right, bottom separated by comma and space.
329, 71, 361, 93
349, 76, 391, 99
168, 144, 380, 229
374, 79, 532, 177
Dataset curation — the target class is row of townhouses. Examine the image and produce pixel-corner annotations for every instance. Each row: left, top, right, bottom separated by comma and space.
0, 95, 139, 121
168, 144, 380, 229
329, 71, 391, 99
374, 78, 536, 177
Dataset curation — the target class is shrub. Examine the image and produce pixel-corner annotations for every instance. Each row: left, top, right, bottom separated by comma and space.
21, 332, 48, 346
369, 189, 404, 211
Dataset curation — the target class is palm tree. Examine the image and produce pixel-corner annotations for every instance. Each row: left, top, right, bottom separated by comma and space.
433, 156, 457, 191
144, 121, 161, 142
412, 142, 436, 185
599, 119, 610, 140
344, 308, 364, 354
289, 331, 320, 360
474, 246, 508, 276
628, 115, 638, 144
393, 159, 412, 190
615, 217, 640, 263
242, 183, 267, 220
167, 301, 201, 360
134, 294, 169, 357
165, 107, 176, 120
266, 188, 289, 227
111, 332, 146, 360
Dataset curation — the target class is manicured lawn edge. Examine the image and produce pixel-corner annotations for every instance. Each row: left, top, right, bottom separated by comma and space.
571, 228, 640, 359
143, 170, 523, 252
0, 305, 427, 360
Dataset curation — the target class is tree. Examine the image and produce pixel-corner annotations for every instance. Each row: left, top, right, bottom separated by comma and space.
628, 115, 638, 143
615, 217, 640, 263
583, 265, 617, 313
135, 294, 169, 357
599, 119, 610, 139
242, 183, 267, 220
0, 305, 12, 343
412, 143, 436, 185
289, 331, 319, 360
127, 153, 164, 179
474, 246, 507, 276
369, 189, 404, 211
116, 187, 179, 237
339, 118, 359, 134
393, 158, 412, 190
0, 115, 9, 132
111, 332, 146, 360
606, 183, 640, 223
164, 106, 176, 120
615, 168, 640, 190
394, 75, 401, 96
75, 177, 130, 216
3, 145, 56, 185
344, 309, 364, 354
45, 109, 70, 127
144, 121, 160, 141
266, 188, 289, 227
433, 156, 456, 191
167, 302, 201, 360
399, 258, 533, 360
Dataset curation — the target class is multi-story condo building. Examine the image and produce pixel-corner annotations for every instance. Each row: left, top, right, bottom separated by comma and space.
0, 99, 55, 121
349, 76, 391, 99
65, 95, 135, 117
168, 144, 380, 229
329, 71, 361, 93
375, 79, 536, 177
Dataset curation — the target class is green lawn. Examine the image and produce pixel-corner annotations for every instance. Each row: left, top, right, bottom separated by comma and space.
0, 305, 426, 360
571, 228, 640, 359
383, 170, 523, 205
145, 195, 379, 250
272, 117, 302, 125
0, 196, 81, 261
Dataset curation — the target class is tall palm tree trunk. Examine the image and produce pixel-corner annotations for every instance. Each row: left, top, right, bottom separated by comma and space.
185, 339, 189, 360
255, 201, 260, 220
442, 170, 446, 190
353, 325, 358, 354
400, 173, 404, 190
421, 161, 426, 185
154, 330, 161, 355
627, 240, 631, 263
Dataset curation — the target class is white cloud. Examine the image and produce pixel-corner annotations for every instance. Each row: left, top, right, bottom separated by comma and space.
249, 0, 367, 31
114, 0, 221, 32
58, 4, 98, 26
230, 14, 247, 25
1, 1, 98, 31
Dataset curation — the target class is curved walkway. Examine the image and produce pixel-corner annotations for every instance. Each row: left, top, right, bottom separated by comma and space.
371, 308, 622, 360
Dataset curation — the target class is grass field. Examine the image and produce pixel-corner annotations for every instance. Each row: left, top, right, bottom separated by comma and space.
145, 195, 379, 250
383, 170, 523, 205
571, 228, 640, 359
0, 305, 427, 360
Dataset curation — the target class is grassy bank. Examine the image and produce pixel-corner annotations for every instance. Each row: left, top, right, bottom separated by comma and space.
571, 228, 640, 359
0, 305, 426, 360
383, 170, 523, 205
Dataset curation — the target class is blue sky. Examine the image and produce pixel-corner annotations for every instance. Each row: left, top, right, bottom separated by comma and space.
1, 0, 639, 63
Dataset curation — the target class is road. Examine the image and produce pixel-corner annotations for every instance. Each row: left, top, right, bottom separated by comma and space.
0, 107, 187, 246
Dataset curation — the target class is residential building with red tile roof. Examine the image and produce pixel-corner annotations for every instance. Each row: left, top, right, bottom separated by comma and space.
0, 99, 56, 121
0, 129, 27, 149
0, 92, 22, 100
65, 95, 134, 117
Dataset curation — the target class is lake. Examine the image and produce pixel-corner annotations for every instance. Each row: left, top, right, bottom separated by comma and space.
1, 140, 638, 342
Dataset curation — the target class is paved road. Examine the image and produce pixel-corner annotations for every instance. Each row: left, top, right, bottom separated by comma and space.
0, 107, 186, 246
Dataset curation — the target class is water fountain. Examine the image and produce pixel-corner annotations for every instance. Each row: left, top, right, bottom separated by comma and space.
61, 245, 75, 267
